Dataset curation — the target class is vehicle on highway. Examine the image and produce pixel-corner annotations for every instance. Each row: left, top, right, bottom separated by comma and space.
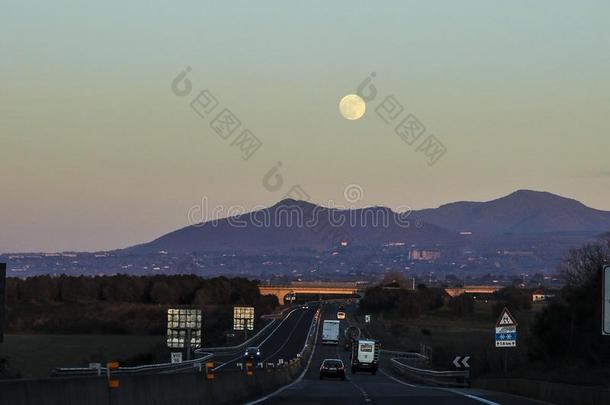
302, 304, 309, 309
244, 346, 261, 361
322, 319, 341, 344
351, 339, 380, 374
337, 311, 346, 320
319, 358, 346, 380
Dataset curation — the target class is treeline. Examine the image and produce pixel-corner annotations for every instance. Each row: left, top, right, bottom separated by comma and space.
6, 275, 273, 306
529, 238, 610, 368
359, 280, 534, 320
5, 275, 278, 339
359, 284, 447, 318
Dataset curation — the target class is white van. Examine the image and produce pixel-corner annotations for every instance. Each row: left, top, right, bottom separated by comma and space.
350, 339, 380, 374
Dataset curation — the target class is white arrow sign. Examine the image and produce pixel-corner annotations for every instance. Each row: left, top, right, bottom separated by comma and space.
452, 355, 470, 368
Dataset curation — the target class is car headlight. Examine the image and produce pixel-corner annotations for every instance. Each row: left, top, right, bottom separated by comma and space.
245, 351, 248, 355
257, 351, 260, 355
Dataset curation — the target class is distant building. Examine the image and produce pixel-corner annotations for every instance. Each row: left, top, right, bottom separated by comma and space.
409, 249, 441, 261
502, 250, 534, 256
532, 289, 556, 302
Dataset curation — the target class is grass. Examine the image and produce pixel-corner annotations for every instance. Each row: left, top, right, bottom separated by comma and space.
0, 334, 166, 378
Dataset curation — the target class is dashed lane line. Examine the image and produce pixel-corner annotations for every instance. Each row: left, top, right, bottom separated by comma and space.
243, 310, 322, 405
213, 307, 302, 371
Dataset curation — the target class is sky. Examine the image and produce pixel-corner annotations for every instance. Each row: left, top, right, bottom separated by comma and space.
1, 1, 609, 252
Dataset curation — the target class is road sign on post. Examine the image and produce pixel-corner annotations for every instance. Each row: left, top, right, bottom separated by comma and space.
167, 308, 202, 361
602, 266, 610, 335
171, 352, 183, 364
234, 306, 255, 331
365, 314, 371, 323
495, 307, 517, 348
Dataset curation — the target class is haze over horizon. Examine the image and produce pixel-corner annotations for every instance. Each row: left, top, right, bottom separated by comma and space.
2, 1, 609, 252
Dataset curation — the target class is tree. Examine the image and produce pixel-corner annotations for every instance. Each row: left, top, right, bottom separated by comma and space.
448, 294, 474, 317
529, 238, 610, 364
491, 287, 532, 319
149, 281, 175, 304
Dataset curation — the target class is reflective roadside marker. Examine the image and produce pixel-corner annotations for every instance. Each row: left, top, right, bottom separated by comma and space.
106, 362, 119, 370
106, 361, 120, 389
206, 362, 215, 380
246, 361, 254, 376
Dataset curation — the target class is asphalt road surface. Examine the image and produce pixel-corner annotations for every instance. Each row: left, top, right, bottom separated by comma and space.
213, 306, 317, 371
252, 303, 549, 405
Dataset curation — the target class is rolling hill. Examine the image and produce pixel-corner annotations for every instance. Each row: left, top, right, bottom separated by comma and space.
123, 190, 610, 254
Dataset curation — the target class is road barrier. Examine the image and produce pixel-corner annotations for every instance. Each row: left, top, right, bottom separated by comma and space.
389, 357, 470, 387
52, 353, 215, 377
380, 350, 428, 361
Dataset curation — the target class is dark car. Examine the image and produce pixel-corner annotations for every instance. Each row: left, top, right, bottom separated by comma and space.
244, 347, 261, 362
319, 359, 346, 380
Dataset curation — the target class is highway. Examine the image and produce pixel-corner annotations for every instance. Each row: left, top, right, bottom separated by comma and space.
248, 303, 549, 405
213, 306, 317, 371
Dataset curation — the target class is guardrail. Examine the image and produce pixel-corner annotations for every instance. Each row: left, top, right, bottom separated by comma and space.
52, 353, 214, 377
390, 357, 470, 387
380, 349, 428, 361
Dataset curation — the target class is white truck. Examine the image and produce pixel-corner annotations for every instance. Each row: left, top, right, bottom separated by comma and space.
322, 320, 340, 345
350, 339, 380, 374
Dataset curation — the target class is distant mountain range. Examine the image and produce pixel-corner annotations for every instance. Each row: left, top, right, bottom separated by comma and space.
411, 190, 610, 234
123, 190, 610, 255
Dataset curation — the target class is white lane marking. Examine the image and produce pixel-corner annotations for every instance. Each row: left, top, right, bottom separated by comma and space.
213, 307, 302, 371
261, 309, 307, 363
381, 369, 501, 405
244, 311, 321, 405
442, 389, 502, 405
349, 379, 372, 403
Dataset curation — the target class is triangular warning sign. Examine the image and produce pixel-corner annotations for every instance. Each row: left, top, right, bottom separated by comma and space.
496, 307, 517, 327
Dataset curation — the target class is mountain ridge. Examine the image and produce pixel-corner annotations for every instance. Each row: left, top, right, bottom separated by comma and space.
122, 189, 610, 254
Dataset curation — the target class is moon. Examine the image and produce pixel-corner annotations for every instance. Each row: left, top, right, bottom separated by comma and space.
339, 94, 366, 120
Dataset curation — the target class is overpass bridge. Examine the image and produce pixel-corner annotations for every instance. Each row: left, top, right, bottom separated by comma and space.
259, 282, 364, 304
444, 285, 503, 297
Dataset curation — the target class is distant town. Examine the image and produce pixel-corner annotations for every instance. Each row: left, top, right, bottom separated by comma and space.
1, 238, 564, 290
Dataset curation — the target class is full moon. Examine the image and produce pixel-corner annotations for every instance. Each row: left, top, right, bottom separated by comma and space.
339, 94, 366, 120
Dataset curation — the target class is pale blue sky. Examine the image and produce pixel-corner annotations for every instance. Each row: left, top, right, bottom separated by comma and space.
1, 1, 609, 252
